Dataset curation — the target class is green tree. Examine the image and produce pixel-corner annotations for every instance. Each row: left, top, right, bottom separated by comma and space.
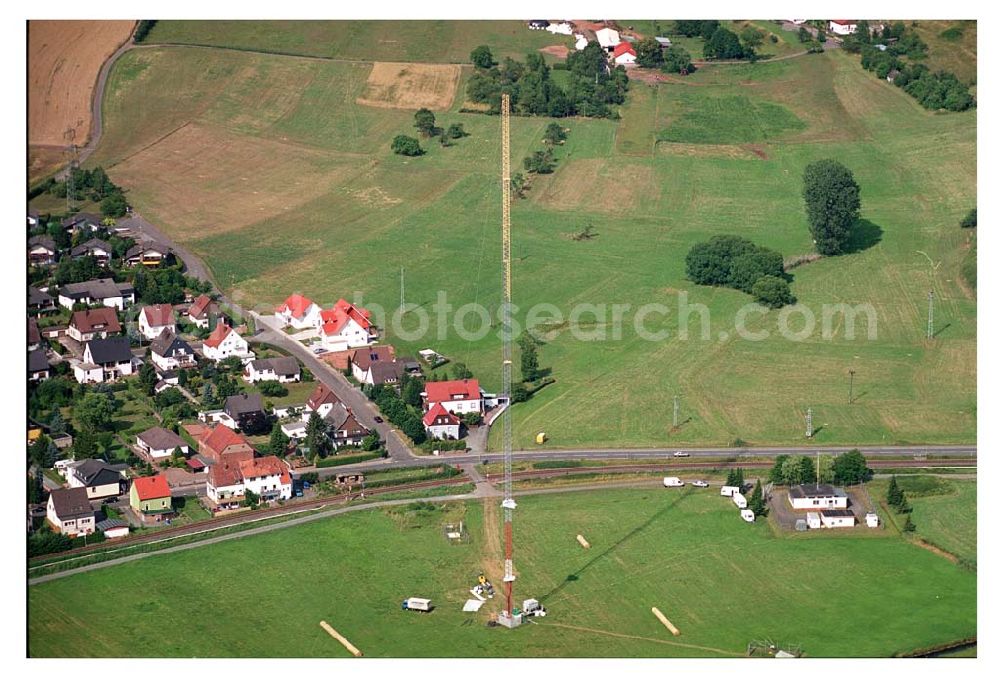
751, 275, 795, 308
725, 468, 745, 488
401, 375, 425, 408
960, 208, 977, 228
780, 457, 801, 485
739, 26, 765, 53
511, 172, 527, 198
886, 475, 903, 507
414, 108, 437, 137
177, 368, 189, 387
748, 479, 767, 516
100, 193, 128, 218
244, 488, 260, 509
401, 412, 427, 444
634, 37, 664, 67
802, 159, 862, 255
542, 122, 567, 145
75, 392, 116, 432
661, 46, 694, 74
269, 422, 290, 457
361, 432, 381, 451
798, 26, 811, 42
768, 454, 789, 484
512, 384, 530, 403
48, 409, 67, 435
304, 411, 331, 459
831, 449, 872, 485
523, 149, 556, 174
902, 515, 916, 532
28, 435, 51, 468
28, 472, 43, 504
470, 45, 495, 69
73, 429, 98, 459
201, 382, 215, 407
138, 361, 158, 396
446, 123, 467, 139
518, 333, 540, 382
796, 456, 817, 485
391, 134, 424, 156
703, 27, 745, 60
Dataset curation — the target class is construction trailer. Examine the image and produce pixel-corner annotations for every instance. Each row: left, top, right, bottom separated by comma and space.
732, 492, 748, 509
720, 485, 740, 497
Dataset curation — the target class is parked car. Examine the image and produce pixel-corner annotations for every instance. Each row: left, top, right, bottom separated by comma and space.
373, 415, 384, 423
691, 480, 709, 488
673, 450, 689, 457
312, 347, 325, 354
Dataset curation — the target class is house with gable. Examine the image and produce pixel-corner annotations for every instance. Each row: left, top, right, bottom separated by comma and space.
138, 304, 176, 340
70, 238, 113, 266
58, 278, 135, 310
124, 241, 170, 268
198, 423, 255, 461
187, 293, 221, 329
202, 322, 253, 363
422, 378, 484, 415
28, 235, 57, 266
66, 459, 125, 499
319, 298, 377, 351
150, 329, 196, 372
305, 382, 340, 419
46, 487, 96, 536
74, 337, 137, 383
244, 356, 300, 383
67, 307, 121, 342
275, 293, 322, 329
423, 403, 462, 440
129, 474, 173, 517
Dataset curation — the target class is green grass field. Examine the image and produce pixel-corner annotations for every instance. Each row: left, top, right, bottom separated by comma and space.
76, 23, 976, 450
28, 488, 975, 657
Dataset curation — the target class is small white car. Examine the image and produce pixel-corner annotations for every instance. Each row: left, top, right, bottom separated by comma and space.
692, 480, 710, 488
673, 450, 690, 457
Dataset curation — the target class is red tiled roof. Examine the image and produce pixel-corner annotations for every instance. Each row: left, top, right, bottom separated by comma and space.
70, 307, 121, 335
203, 322, 234, 348
321, 298, 372, 336
133, 474, 171, 501
142, 304, 175, 328
199, 423, 253, 459
830, 20, 856, 25
188, 294, 213, 319
423, 403, 460, 427
307, 382, 340, 410
209, 450, 255, 488
238, 455, 291, 485
424, 379, 481, 404
276, 293, 315, 319
613, 42, 636, 58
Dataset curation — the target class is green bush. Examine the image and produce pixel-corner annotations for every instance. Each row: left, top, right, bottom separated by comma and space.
315, 451, 386, 468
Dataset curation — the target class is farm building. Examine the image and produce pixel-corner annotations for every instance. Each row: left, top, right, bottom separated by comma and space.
595, 27, 621, 50
787, 484, 848, 510
820, 509, 856, 528
612, 42, 637, 65
828, 20, 857, 35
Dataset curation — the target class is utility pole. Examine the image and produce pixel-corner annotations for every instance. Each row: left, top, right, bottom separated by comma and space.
927, 290, 934, 339
805, 407, 813, 438
400, 267, 405, 311
672, 395, 679, 428
848, 369, 856, 404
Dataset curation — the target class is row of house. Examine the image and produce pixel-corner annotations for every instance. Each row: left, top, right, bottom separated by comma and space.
28, 234, 171, 269
46, 469, 173, 537
278, 382, 370, 447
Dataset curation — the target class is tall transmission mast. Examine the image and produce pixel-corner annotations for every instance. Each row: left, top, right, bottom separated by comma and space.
927, 290, 934, 339
498, 93, 520, 629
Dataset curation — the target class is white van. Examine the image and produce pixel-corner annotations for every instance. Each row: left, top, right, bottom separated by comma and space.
720, 485, 740, 497
662, 477, 684, 487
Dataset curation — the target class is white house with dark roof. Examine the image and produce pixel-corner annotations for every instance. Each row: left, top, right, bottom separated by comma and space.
136, 426, 190, 461
788, 484, 849, 510
28, 348, 50, 382
124, 242, 170, 267
47, 487, 96, 536
244, 356, 301, 383
66, 459, 124, 499
70, 238, 113, 265
58, 278, 135, 310
74, 337, 137, 384
150, 329, 196, 372
28, 235, 57, 266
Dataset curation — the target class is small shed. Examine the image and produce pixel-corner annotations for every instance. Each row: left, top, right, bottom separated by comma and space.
806, 512, 821, 529
886, 68, 901, 83
865, 512, 879, 528
820, 509, 856, 528
794, 518, 808, 532
96, 518, 131, 539
655, 36, 672, 47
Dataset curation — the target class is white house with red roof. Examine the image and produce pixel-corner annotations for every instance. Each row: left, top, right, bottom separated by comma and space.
828, 20, 857, 35
305, 382, 340, 419
138, 304, 176, 340
276, 293, 322, 330
423, 378, 484, 415
202, 322, 253, 363
423, 403, 462, 440
319, 298, 377, 351
187, 294, 220, 329
239, 456, 293, 501
612, 42, 637, 65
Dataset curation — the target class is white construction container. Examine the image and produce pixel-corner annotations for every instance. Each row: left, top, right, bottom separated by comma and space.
720, 485, 740, 497
741, 509, 755, 523
402, 597, 433, 612
662, 477, 684, 487
732, 492, 748, 509
865, 512, 879, 528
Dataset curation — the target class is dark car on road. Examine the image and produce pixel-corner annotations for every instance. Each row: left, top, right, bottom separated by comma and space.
373, 415, 384, 423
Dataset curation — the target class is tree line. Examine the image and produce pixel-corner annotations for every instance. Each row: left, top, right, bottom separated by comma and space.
466, 44, 629, 119
34, 166, 130, 218
844, 21, 974, 112
674, 20, 768, 62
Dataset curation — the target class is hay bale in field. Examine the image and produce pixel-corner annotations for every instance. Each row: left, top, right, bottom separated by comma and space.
651, 607, 681, 636
319, 621, 363, 657
576, 534, 591, 549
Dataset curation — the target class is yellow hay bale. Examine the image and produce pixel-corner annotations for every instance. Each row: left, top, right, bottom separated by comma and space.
576, 534, 591, 549
319, 621, 363, 657
651, 607, 681, 636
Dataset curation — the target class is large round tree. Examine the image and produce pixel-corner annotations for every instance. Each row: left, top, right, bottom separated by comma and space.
802, 159, 862, 255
